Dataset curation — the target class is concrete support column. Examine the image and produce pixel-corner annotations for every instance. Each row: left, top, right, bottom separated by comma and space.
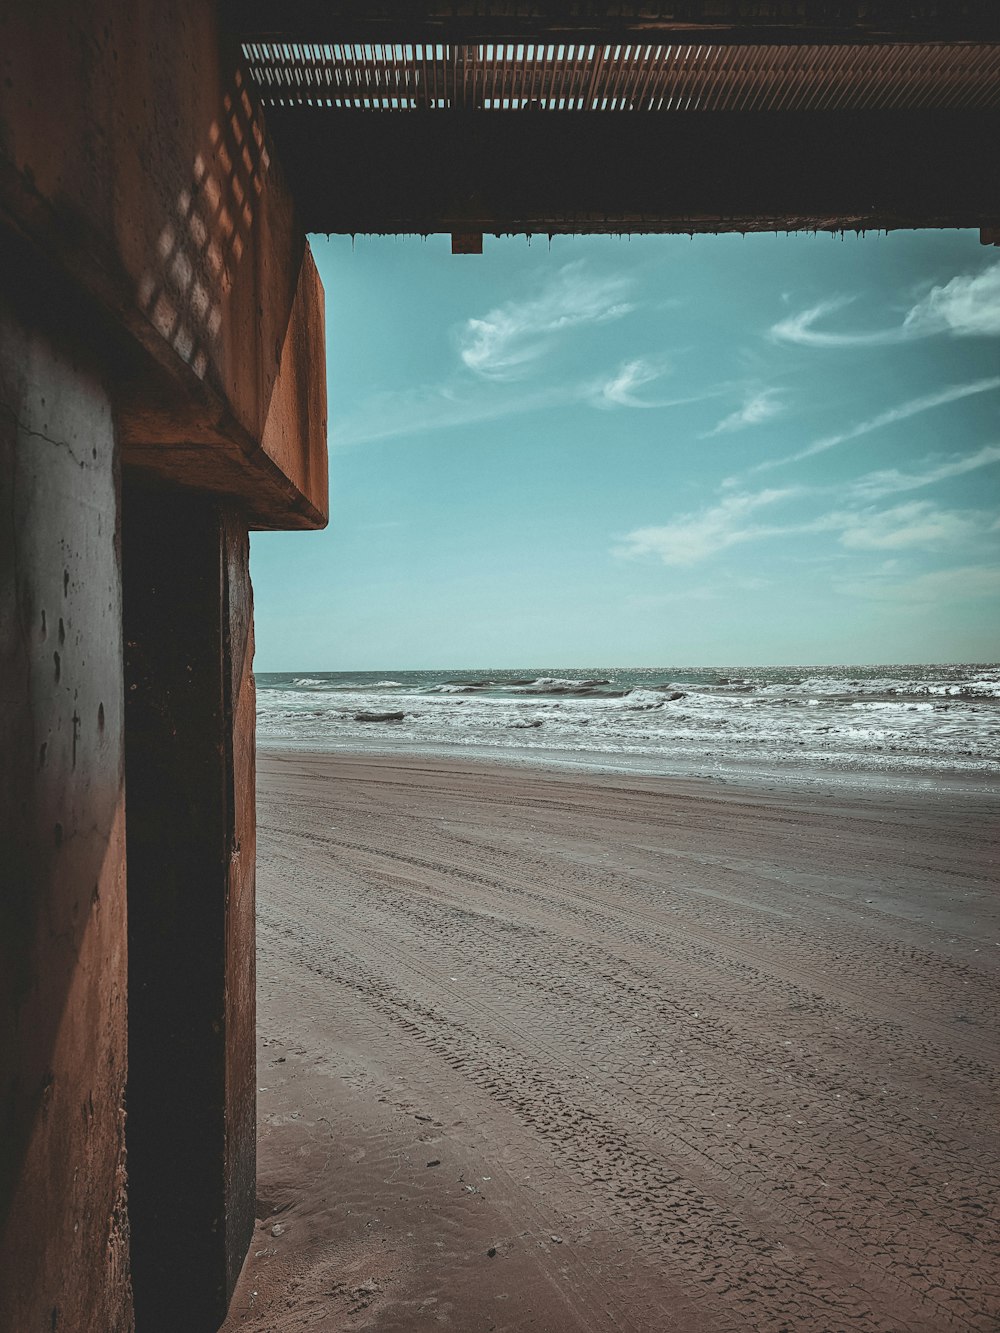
0, 296, 132, 1331
122, 480, 255, 1332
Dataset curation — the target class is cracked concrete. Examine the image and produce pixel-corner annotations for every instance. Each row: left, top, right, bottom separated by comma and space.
0, 301, 132, 1333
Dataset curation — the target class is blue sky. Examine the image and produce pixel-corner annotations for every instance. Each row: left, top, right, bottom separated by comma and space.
252, 230, 1000, 669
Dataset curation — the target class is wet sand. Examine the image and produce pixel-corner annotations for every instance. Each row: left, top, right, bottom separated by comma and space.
223, 750, 999, 1332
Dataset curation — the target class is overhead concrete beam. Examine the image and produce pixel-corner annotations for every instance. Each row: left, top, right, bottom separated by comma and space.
263, 108, 1000, 237
0, 0, 328, 531
229, 0, 1000, 45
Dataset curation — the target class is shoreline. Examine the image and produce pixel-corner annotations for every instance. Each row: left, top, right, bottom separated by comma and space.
226, 749, 1000, 1331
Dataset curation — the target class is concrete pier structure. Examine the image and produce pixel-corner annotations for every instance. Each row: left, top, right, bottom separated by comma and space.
1, 1, 325, 1328
1, 2, 998, 1330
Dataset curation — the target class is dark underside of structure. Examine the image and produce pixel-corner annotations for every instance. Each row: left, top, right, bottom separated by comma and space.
229, 1, 1000, 236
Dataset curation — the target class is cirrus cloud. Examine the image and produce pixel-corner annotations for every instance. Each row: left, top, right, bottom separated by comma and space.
458, 261, 635, 380
592, 357, 671, 408
703, 388, 785, 437
772, 260, 1000, 348
831, 500, 986, 551
748, 377, 1000, 475
617, 490, 995, 567
849, 443, 1000, 501
588, 357, 722, 412
615, 487, 801, 566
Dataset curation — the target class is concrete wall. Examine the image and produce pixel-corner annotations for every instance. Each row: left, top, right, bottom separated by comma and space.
0, 5, 329, 1327
0, 296, 132, 1330
222, 511, 258, 1299
0, 0, 328, 531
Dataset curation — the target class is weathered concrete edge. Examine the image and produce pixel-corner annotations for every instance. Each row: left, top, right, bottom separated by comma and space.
0, 2, 328, 531
0, 159, 327, 532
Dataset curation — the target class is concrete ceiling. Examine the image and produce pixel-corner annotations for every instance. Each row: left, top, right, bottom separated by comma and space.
228, 2, 1000, 236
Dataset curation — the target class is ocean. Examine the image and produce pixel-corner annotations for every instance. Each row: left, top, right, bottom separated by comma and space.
256, 663, 1000, 788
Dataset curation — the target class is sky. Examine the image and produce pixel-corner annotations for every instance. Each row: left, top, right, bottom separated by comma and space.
251, 230, 1000, 670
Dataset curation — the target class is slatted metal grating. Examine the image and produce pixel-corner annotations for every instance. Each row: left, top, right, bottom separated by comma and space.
242, 41, 1000, 112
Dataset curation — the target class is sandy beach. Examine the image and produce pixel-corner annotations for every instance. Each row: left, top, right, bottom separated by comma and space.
223, 750, 999, 1332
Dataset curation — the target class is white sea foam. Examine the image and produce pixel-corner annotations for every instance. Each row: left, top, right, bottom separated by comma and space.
256, 665, 1000, 784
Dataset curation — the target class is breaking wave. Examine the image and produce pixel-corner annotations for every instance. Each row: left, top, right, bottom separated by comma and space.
256, 664, 1000, 782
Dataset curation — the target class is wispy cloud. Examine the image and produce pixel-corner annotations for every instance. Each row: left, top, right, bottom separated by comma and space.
591, 358, 671, 408
617, 489, 994, 567
333, 359, 715, 446
615, 488, 801, 566
829, 501, 986, 551
332, 380, 571, 448
748, 377, 1000, 475
458, 261, 635, 380
587, 357, 721, 412
772, 260, 1000, 347
772, 296, 904, 348
336, 339, 719, 444
849, 443, 1000, 501
703, 388, 785, 437
902, 262, 1000, 339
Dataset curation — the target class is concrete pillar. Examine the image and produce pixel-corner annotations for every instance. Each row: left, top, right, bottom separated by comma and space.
0, 296, 132, 1330
2, 4, 325, 1323
122, 480, 255, 1332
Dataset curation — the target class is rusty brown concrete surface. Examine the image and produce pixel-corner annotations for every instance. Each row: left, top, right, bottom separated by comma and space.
0, 298, 133, 1332
0, 0, 328, 531
223, 509, 258, 1297
255, 247, 327, 533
